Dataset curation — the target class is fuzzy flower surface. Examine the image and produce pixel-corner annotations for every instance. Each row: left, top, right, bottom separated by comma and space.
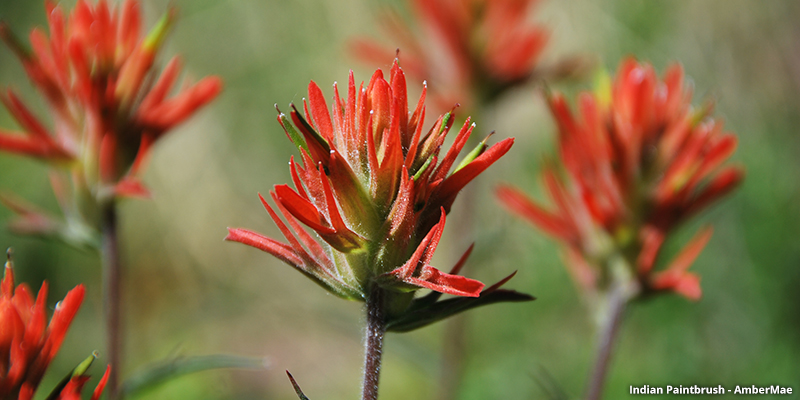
0, 255, 109, 400
0, 0, 221, 244
227, 63, 530, 329
497, 59, 743, 300
352, 0, 566, 114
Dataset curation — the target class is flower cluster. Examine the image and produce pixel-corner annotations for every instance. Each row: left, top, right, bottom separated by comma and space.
227, 62, 529, 328
498, 59, 743, 300
0, 254, 108, 400
0, 0, 221, 241
351, 0, 553, 113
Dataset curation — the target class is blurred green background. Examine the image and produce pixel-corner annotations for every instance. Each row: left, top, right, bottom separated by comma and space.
1, 0, 799, 399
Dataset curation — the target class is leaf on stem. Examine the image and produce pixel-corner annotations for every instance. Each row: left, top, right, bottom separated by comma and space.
386, 280, 535, 332
121, 354, 268, 398
286, 370, 311, 400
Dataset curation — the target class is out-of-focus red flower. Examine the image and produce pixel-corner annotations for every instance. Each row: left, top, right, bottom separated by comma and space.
351, 0, 558, 114
0, 0, 221, 241
227, 62, 522, 320
0, 253, 109, 400
497, 58, 743, 300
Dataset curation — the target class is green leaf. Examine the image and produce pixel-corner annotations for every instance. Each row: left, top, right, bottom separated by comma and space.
121, 354, 268, 398
386, 289, 535, 332
286, 371, 311, 400
530, 364, 570, 400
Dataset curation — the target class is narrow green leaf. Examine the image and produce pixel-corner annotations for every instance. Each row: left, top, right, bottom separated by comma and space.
286, 371, 311, 400
530, 364, 570, 400
45, 352, 99, 400
387, 289, 535, 333
0, 21, 32, 60
121, 354, 268, 398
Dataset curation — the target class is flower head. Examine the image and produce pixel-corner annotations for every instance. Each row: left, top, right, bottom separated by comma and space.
351, 0, 553, 113
0, 252, 109, 400
0, 0, 221, 242
227, 62, 530, 327
497, 58, 743, 300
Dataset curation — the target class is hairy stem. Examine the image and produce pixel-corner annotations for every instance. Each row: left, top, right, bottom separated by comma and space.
101, 203, 122, 400
585, 284, 628, 400
362, 286, 386, 400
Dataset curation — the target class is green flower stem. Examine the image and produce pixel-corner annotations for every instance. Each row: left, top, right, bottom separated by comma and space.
585, 281, 629, 400
101, 203, 123, 400
362, 286, 386, 400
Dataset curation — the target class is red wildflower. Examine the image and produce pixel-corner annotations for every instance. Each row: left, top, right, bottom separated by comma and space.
497, 58, 743, 300
0, 253, 108, 400
0, 0, 221, 239
227, 62, 528, 325
352, 0, 577, 114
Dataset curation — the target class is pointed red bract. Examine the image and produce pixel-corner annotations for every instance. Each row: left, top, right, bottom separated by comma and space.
498, 59, 743, 300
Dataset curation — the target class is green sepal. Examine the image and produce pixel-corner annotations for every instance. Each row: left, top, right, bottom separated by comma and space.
412, 155, 434, 181
593, 68, 612, 109
290, 104, 330, 154
277, 105, 310, 154
454, 130, 493, 174
45, 352, 99, 400
439, 111, 452, 135
690, 100, 715, 127
143, 8, 175, 52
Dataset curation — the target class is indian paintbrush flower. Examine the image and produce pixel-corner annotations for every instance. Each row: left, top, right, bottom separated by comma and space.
227, 61, 532, 400
351, 0, 585, 115
497, 58, 744, 301
226, 61, 531, 328
0, 251, 110, 400
0, 0, 222, 245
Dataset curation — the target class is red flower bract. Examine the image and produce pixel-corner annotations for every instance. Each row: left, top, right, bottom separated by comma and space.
497, 58, 744, 300
0, 0, 222, 200
0, 255, 108, 400
351, 0, 549, 113
227, 62, 514, 302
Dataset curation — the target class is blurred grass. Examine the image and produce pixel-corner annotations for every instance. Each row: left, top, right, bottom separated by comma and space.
1, 0, 799, 399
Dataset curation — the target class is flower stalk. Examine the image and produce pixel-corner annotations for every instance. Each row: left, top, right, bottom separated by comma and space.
101, 202, 122, 400
585, 278, 630, 400
362, 286, 387, 400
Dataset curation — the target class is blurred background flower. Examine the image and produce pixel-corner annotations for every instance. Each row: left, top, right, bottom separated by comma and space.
0, 1, 798, 399
0, 253, 109, 400
498, 58, 743, 302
